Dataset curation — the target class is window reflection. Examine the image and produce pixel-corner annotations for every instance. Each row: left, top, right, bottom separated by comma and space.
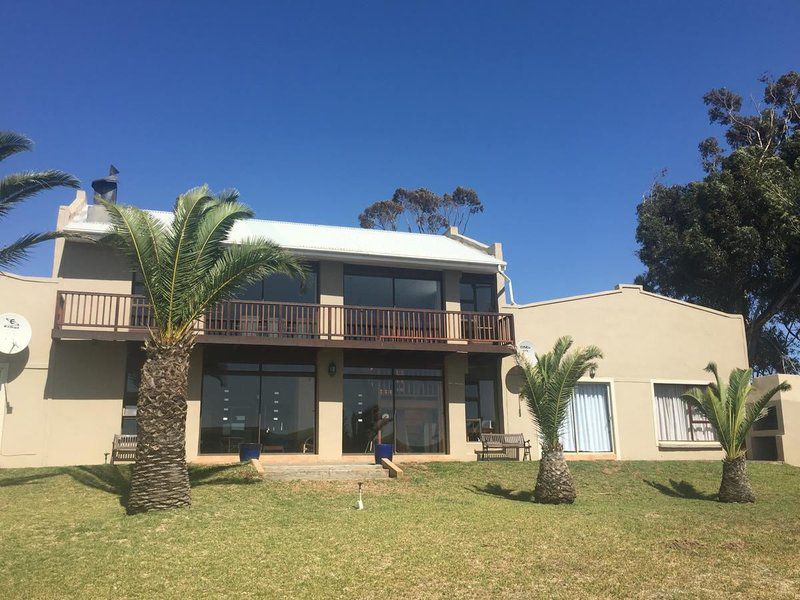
344, 268, 441, 310
200, 360, 316, 454
465, 356, 500, 441
342, 361, 445, 454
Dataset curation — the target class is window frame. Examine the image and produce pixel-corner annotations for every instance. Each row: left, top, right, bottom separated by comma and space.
459, 273, 497, 313
343, 265, 444, 310
342, 352, 446, 454
651, 379, 720, 447
559, 380, 616, 454
464, 355, 503, 442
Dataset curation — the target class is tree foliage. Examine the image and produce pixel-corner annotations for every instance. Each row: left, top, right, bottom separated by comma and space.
358, 186, 484, 234
682, 363, 790, 459
102, 185, 304, 342
635, 72, 800, 373
517, 336, 603, 450
0, 131, 80, 269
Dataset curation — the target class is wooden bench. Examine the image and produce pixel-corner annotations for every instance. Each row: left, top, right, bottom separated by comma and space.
478, 433, 532, 461
111, 434, 137, 464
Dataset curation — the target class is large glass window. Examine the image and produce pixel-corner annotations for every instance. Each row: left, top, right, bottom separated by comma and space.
344, 267, 441, 309
465, 356, 501, 441
460, 274, 496, 312
560, 382, 614, 452
238, 268, 318, 304
655, 383, 715, 442
342, 359, 445, 454
121, 343, 145, 435
200, 357, 316, 454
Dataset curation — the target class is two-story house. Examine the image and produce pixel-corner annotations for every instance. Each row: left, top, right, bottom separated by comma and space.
0, 191, 750, 467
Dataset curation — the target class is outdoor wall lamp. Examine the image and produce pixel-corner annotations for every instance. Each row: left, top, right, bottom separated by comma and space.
328, 361, 337, 377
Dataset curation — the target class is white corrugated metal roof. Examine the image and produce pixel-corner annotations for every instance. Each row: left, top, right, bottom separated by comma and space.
63, 205, 504, 272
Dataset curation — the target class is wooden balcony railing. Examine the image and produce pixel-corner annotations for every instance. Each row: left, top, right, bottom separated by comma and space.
54, 291, 515, 347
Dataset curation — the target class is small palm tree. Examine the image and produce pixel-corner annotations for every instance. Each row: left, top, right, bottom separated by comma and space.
518, 336, 603, 504
102, 186, 303, 514
682, 363, 790, 503
0, 131, 79, 269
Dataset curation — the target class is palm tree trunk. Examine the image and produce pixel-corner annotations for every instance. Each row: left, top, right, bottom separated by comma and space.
127, 337, 192, 514
534, 445, 576, 504
718, 455, 755, 503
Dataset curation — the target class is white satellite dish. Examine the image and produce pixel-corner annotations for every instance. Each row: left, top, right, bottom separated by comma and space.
516, 339, 536, 363
0, 313, 32, 355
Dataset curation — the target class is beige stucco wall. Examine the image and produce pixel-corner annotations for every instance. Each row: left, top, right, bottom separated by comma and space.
502, 284, 749, 461
0, 272, 128, 467
749, 374, 800, 466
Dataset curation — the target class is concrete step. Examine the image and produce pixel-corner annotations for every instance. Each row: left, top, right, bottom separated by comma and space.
262, 463, 389, 481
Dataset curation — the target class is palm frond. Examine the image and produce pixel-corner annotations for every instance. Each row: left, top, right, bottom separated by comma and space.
0, 170, 80, 216
0, 131, 33, 162
160, 186, 218, 335
102, 185, 303, 342
190, 200, 254, 273
682, 363, 791, 459
740, 380, 791, 442
179, 238, 303, 336
214, 188, 241, 204
100, 201, 167, 327
517, 336, 603, 448
0, 231, 61, 270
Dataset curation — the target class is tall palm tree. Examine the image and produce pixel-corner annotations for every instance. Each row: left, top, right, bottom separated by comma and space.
517, 336, 603, 504
682, 363, 790, 503
0, 131, 79, 269
102, 186, 303, 514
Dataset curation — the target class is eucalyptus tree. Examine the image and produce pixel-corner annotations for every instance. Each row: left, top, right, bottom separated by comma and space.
517, 336, 603, 504
103, 186, 303, 513
0, 131, 79, 269
683, 363, 790, 502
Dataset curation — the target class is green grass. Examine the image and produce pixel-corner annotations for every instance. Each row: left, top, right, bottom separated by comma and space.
1, 460, 799, 599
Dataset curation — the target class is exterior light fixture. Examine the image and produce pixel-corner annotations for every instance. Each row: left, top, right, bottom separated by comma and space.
328, 361, 337, 377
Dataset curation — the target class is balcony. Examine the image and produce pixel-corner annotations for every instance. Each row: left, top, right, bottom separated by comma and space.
53, 291, 515, 353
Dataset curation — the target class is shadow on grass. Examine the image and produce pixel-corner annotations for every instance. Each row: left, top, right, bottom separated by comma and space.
467, 483, 534, 502
189, 464, 261, 487
65, 465, 131, 509
0, 472, 61, 487
643, 479, 716, 501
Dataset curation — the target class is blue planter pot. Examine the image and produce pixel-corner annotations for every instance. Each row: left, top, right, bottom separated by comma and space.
374, 443, 393, 464
239, 442, 261, 462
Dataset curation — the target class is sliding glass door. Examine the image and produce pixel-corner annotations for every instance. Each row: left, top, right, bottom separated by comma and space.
559, 382, 614, 453
200, 359, 316, 454
342, 360, 445, 454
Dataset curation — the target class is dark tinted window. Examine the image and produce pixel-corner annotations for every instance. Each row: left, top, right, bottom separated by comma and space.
344, 268, 442, 309
395, 278, 441, 309
344, 274, 393, 307
235, 268, 318, 304
460, 275, 496, 312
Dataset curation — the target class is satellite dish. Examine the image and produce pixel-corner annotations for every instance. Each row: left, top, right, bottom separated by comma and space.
0, 313, 32, 355
516, 339, 536, 363
505, 365, 525, 394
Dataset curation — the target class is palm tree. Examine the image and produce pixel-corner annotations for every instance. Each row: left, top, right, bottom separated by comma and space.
101, 186, 303, 514
682, 363, 790, 503
0, 131, 79, 269
517, 336, 603, 504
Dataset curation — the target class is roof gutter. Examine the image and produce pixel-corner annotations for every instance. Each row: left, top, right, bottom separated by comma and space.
499, 265, 517, 305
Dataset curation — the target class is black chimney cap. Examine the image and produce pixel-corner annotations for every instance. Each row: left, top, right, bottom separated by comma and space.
91, 165, 119, 203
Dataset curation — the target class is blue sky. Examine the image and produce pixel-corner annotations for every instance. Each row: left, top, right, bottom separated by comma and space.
3, 1, 799, 301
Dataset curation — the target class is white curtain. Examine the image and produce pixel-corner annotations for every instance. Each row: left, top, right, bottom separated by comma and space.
655, 384, 716, 442
558, 383, 613, 452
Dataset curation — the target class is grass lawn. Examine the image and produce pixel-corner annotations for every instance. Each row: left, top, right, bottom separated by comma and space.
1, 460, 799, 599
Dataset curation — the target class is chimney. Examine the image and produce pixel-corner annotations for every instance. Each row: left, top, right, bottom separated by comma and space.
91, 165, 119, 203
